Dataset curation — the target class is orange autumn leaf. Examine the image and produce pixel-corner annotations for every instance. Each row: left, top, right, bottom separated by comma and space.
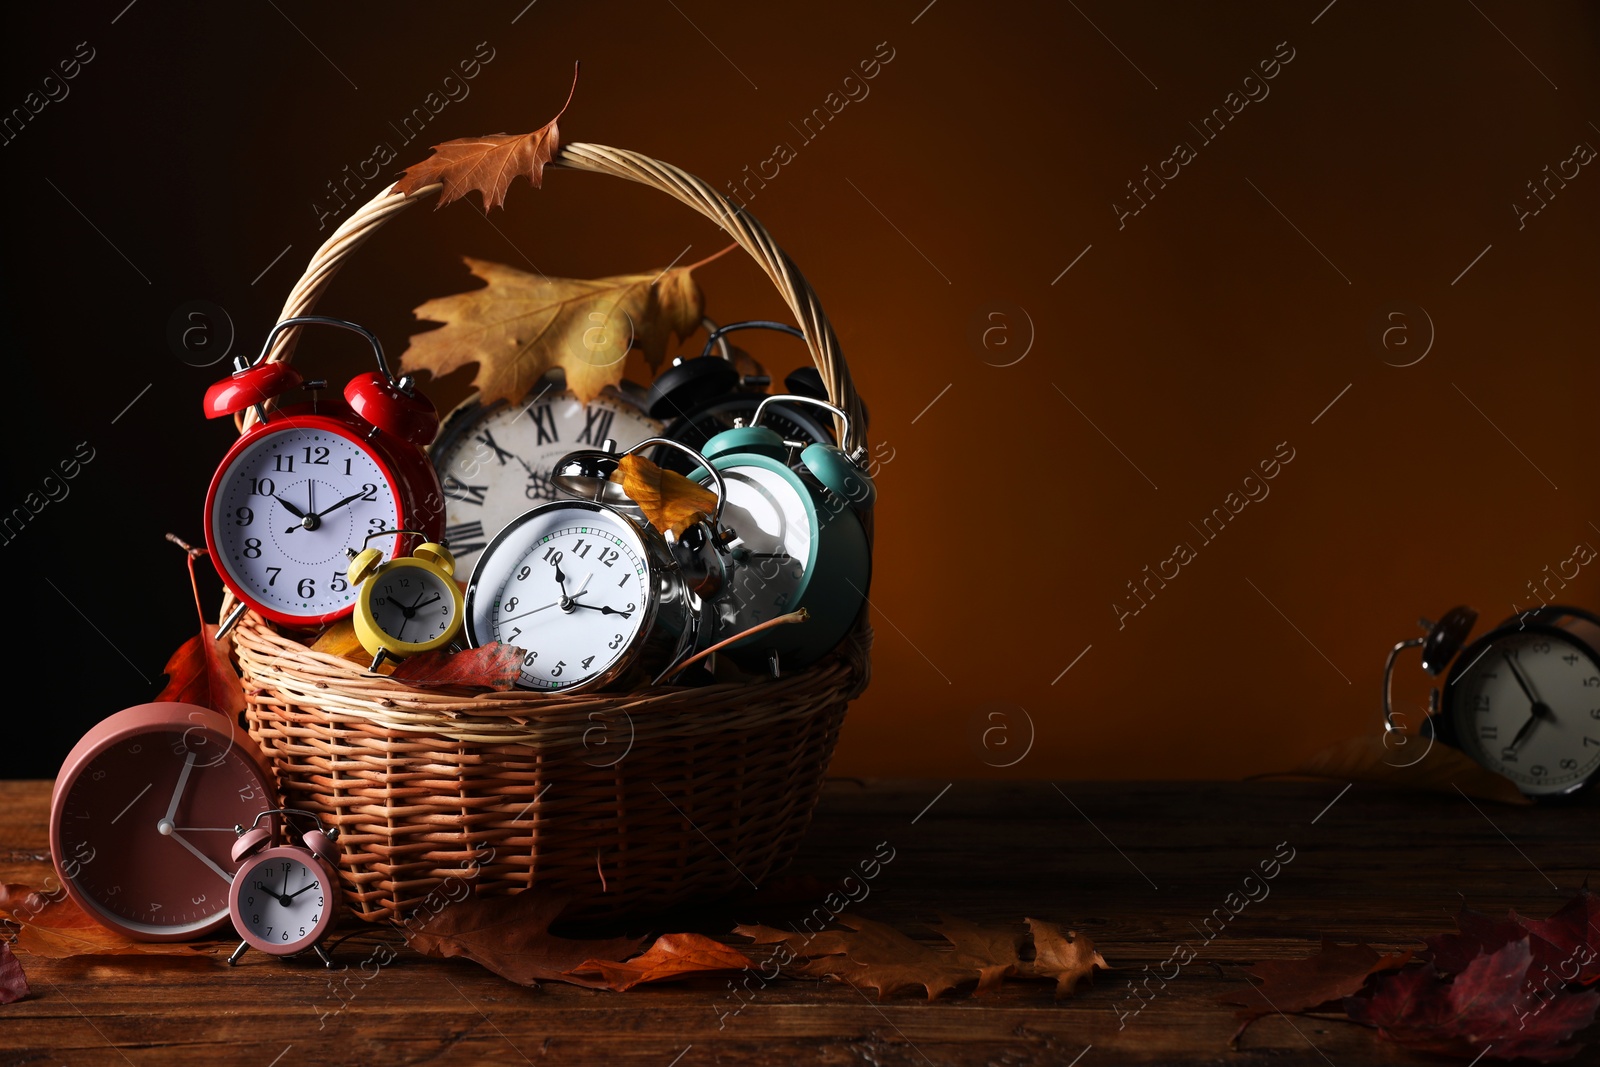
408, 892, 644, 987
616, 453, 718, 538
309, 618, 368, 664
568, 933, 754, 992
392, 63, 578, 211
1279, 734, 1531, 806
1021, 918, 1110, 996
158, 536, 244, 716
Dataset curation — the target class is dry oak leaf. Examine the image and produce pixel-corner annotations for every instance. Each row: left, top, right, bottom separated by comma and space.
1276, 733, 1531, 806
1023, 918, 1110, 996
401, 256, 706, 406
392, 63, 578, 211
1346, 939, 1599, 1062
0, 882, 207, 959
1222, 940, 1412, 1044
390, 642, 526, 692
407, 891, 644, 987
568, 933, 754, 992
0, 943, 27, 1005
616, 454, 719, 538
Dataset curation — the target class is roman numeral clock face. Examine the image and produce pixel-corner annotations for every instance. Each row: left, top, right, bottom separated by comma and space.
431, 392, 660, 570
210, 424, 400, 622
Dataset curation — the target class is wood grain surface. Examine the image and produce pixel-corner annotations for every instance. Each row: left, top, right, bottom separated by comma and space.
2, 778, 1596, 1066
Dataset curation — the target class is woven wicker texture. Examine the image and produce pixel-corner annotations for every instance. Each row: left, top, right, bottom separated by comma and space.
231, 143, 873, 922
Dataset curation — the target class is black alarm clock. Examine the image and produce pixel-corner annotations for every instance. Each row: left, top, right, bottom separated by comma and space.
1383, 604, 1600, 797
645, 320, 843, 475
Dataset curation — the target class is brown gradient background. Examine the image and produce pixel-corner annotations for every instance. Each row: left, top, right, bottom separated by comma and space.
5, 1, 1599, 780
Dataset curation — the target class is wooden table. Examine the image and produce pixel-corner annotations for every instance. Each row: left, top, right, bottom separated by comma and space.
2, 778, 1596, 1065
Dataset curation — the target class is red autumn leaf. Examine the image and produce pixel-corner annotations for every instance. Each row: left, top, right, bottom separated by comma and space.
1223, 940, 1412, 1044
1423, 908, 1536, 976
1347, 939, 1599, 1062
0, 943, 27, 1004
407, 891, 644, 987
568, 933, 754, 992
0, 881, 208, 959
1515, 889, 1600, 986
390, 642, 526, 691
158, 536, 245, 715
392, 63, 577, 211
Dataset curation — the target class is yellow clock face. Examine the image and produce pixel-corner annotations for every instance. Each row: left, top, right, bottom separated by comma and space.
352, 557, 464, 657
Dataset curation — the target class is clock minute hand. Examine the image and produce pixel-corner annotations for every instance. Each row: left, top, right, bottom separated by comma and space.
1502, 652, 1544, 707
571, 602, 633, 619
286, 879, 321, 900
311, 489, 368, 519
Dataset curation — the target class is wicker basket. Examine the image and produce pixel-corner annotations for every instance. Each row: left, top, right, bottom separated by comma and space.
229, 143, 873, 923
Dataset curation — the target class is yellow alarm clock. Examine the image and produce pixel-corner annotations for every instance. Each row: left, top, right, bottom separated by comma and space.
344, 529, 464, 671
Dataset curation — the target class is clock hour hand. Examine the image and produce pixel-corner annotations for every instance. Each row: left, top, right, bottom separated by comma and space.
274, 494, 308, 519
253, 876, 291, 908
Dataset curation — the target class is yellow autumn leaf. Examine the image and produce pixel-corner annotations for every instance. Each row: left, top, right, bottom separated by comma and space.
615, 453, 718, 538
400, 256, 709, 405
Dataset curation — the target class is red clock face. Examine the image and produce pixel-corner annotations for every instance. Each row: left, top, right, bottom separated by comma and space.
49, 704, 276, 941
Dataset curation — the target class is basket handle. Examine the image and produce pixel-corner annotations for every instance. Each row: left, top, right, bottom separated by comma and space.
254, 142, 866, 454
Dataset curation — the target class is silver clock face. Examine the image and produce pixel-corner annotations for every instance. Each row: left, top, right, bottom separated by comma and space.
465, 503, 653, 692
431, 389, 660, 573
1451, 631, 1600, 795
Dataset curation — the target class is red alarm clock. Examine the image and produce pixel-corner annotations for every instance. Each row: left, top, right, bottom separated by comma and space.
49, 703, 278, 941
202, 316, 444, 629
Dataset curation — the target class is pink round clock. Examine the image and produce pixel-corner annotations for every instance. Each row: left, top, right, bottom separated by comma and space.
49, 702, 278, 941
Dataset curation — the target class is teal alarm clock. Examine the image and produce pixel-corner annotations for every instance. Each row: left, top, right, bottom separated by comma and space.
691, 394, 873, 673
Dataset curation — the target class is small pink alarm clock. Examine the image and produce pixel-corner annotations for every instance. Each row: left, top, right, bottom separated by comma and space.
226, 808, 341, 967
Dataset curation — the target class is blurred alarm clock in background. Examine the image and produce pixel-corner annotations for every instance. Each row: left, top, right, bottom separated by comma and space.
203, 316, 444, 631
1384, 604, 1600, 797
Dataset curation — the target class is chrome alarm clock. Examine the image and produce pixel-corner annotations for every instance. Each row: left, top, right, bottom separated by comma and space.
461, 439, 727, 692
1383, 604, 1600, 797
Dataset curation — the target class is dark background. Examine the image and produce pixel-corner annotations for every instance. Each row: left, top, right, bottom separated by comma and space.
4, 1, 1598, 781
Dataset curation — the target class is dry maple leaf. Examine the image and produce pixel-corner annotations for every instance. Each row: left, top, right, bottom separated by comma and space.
0, 943, 27, 1005
1223, 940, 1412, 1044
1276, 733, 1531, 805
392, 63, 578, 211
1347, 939, 1599, 1062
1424, 892, 1600, 989
568, 933, 754, 992
0, 882, 208, 959
390, 642, 526, 691
616, 454, 719, 538
407, 891, 643, 987
1023, 918, 1110, 996
401, 255, 711, 406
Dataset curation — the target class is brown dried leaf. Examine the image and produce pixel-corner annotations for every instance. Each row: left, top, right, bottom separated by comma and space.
1023, 918, 1109, 996
616, 454, 719, 538
0, 943, 26, 1004
390, 642, 526, 691
393, 64, 578, 211
0, 883, 207, 959
568, 933, 754, 992
1282, 734, 1532, 805
157, 544, 245, 715
736, 915, 1049, 1001
401, 256, 706, 406
408, 891, 643, 987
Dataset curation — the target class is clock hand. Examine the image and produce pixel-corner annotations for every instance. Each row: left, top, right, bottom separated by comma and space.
571, 602, 633, 619
254, 875, 291, 908
310, 489, 368, 519
169, 830, 234, 884
500, 599, 564, 624
158, 751, 197, 833
274, 494, 307, 519
286, 878, 321, 900
409, 595, 441, 611
1503, 652, 1545, 707
110, 782, 154, 825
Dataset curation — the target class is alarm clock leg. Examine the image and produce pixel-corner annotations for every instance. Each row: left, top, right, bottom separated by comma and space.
369, 649, 389, 673
312, 943, 336, 969
216, 602, 248, 641
227, 941, 249, 966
